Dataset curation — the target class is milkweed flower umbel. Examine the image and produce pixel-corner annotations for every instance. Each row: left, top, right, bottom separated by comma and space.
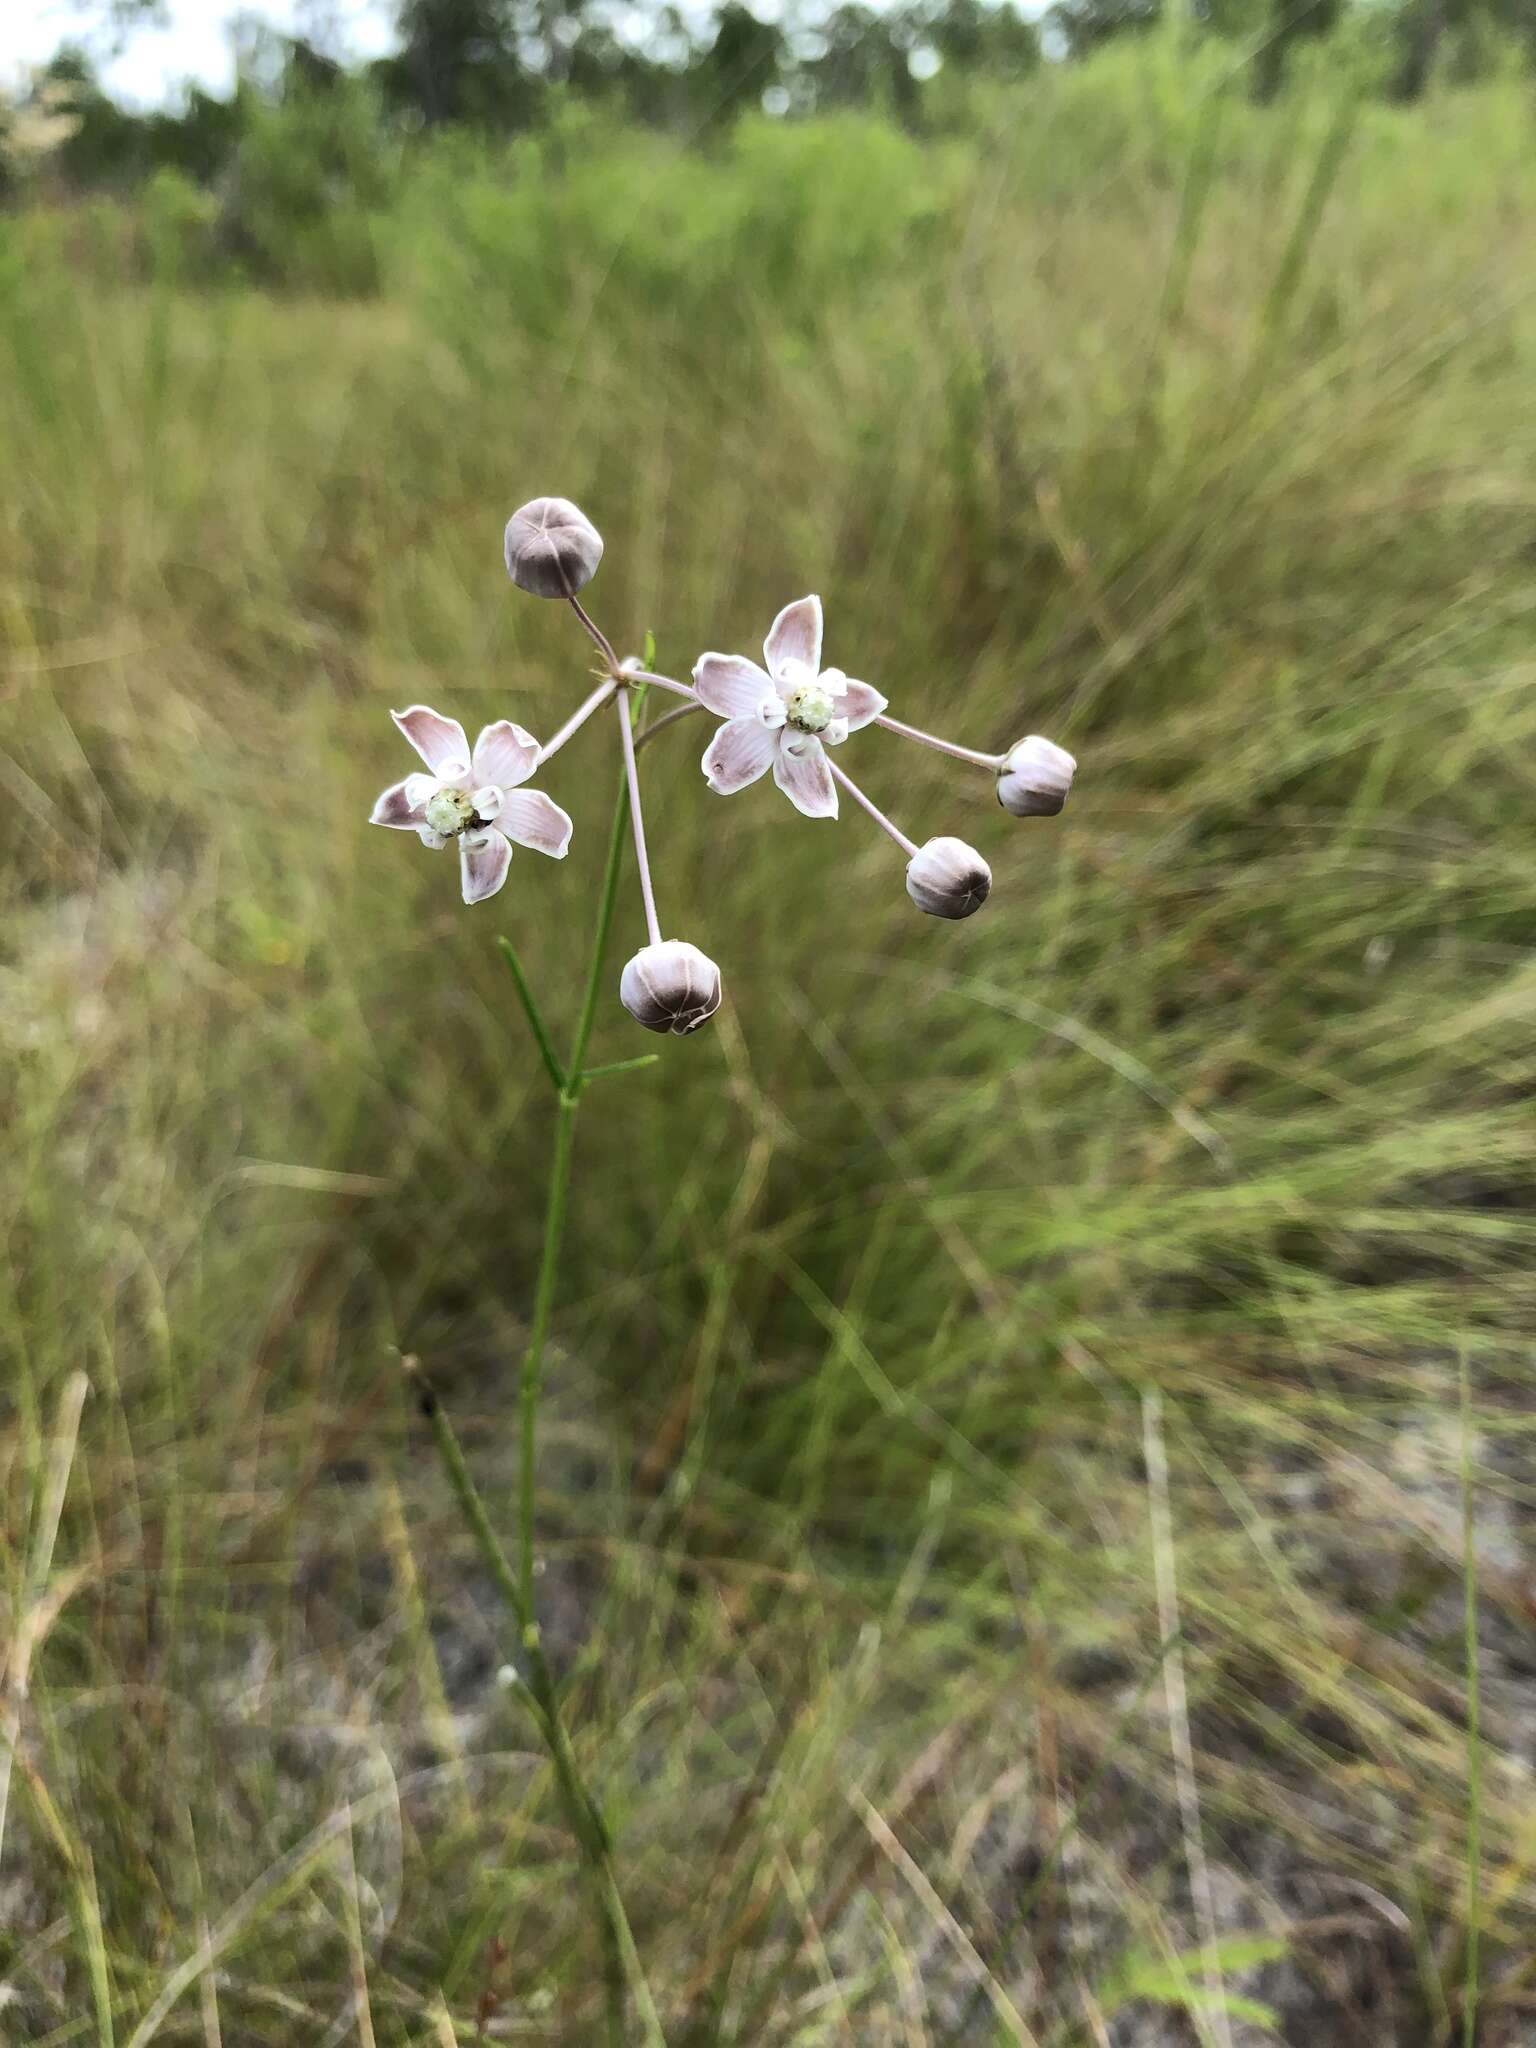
693, 595, 887, 820
370, 706, 574, 905
370, 486, 1084, 1032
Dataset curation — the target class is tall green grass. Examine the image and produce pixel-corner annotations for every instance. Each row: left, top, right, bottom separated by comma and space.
3, 44, 1536, 2043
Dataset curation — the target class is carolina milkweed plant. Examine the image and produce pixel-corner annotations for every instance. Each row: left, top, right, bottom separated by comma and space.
374, 496, 1077, 2039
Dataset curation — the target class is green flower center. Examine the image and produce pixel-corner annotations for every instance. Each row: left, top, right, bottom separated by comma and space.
424, 787, 476, 837
785, 681, 835, 734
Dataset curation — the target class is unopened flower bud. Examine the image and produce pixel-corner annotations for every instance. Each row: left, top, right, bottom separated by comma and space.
619, 940, 723, 1035
504, 496, 604, 599
997, 735, 1075, 818
905, 837, 991, 921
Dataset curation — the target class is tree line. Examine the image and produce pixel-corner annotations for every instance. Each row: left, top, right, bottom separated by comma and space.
5, 0, 1528, 199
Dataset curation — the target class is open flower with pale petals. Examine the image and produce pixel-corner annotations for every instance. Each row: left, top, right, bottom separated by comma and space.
369, 705, 574, 905
693, 595, 887, 821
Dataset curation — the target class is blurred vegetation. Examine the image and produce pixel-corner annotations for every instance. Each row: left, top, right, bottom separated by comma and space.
7, 0, 1536, 245
4, 25, 1536, 2048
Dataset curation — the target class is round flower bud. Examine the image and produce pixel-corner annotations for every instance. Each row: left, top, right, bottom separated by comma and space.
905, 837, 992, 921
996, 735, 1076, 818
619, 940, 723, 1035
504, 496, 604, 599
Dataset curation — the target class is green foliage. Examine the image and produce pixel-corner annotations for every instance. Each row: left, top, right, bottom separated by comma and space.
387, 102, 958, 342
206, 74, 400, 292
12, 0, 1532, 237
1097, 1937, 1289, 2029
140, 164, 217, 278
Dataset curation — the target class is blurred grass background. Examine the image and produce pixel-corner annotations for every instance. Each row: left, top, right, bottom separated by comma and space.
5, 34, 1536, 2045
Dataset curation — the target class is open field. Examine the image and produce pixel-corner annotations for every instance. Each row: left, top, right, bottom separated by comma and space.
4, 47, 1536, 2044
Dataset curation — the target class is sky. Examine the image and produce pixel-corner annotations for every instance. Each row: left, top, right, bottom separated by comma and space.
1, 0, 965, 107
2, 2, 399, 107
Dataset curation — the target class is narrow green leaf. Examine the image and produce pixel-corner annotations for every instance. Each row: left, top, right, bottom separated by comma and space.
581, 1054, 661, 1083
496, 936, 566, 1094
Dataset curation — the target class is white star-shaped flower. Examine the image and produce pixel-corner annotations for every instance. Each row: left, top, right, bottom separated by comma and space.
369, 705, 573, 904
692, 596, 887, 820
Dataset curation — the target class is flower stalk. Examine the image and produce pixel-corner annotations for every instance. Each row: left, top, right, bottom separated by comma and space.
539, 676, 619, 767
569, 593, 621, 672
616, 664, 698, 701
874, 710, 1003, 771
617, 688, 663, 949
416, 765, 659, 2047
827, 759, 919, 858
633, 699, 706, 751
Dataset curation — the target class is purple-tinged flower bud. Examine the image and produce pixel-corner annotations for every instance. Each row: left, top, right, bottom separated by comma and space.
504, 496, 604, 599
996, 735, 1076, 818
905, 837, 992, 920
619, 941, 723, 1035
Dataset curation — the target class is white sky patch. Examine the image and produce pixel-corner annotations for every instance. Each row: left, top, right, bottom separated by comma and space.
1, 0, 1037, 108
2, 1, 397, 108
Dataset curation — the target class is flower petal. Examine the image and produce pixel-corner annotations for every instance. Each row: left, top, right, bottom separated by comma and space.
370, 773, 435, 829
497, 788, 573, 858
459, 828, 513, 904
692, 654, 777, 722
393, 706, 471, 777
764, 596, 823, 683
837, 679, 888, 732
473, 720, 541, 789
702, 717, 778, 795
772, 734, 837, 819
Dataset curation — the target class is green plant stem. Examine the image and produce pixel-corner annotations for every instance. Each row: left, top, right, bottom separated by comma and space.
568, 768, 635, 1086
509, 765, 633, 1632
1461, 1347, 1482, 2048
414, 764, 660, 2045
414, 1373, 653, 2047
518, 1095, 578, 1622
512, 771, 639, 2037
